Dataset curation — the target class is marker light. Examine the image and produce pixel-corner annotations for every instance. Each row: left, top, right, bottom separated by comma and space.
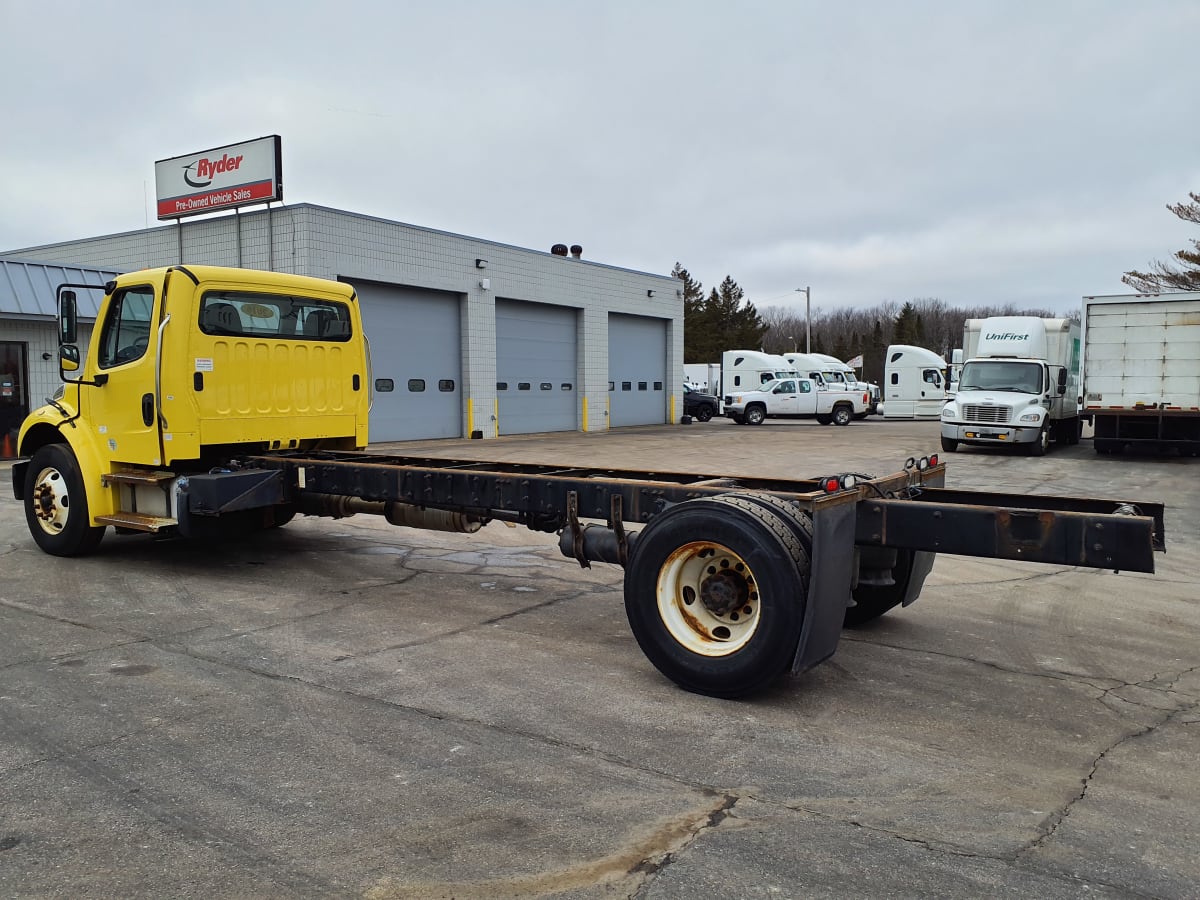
929, 454, 938, 467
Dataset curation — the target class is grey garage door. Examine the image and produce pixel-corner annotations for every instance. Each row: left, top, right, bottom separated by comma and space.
609, 313, 667, 426
496, 299, 578, 435
351, 280, 463, 441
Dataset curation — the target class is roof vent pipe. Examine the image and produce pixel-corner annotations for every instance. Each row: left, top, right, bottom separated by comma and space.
570, 244, 582, 259
551, 244, 569, 257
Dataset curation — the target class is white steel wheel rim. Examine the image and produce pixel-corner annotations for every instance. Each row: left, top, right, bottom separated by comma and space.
656, 541, 761, 656
31, 466, 72, 536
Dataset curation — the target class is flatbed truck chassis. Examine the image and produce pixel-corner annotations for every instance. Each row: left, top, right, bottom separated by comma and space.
10, 265, 1168, 697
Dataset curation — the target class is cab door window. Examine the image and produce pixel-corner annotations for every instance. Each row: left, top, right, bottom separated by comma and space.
97, 286, 155, 368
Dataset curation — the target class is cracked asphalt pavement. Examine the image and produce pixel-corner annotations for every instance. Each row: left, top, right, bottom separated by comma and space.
1, 419, 1197, 898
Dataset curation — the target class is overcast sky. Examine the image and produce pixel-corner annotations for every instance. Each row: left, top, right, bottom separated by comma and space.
2, 1, 1197, 315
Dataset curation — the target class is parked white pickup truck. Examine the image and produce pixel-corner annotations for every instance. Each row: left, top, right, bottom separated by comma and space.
724, 377, 869, 426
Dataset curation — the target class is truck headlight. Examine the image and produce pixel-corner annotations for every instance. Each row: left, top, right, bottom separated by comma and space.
1019, 410, 1042, 423
941, 406, 956, 418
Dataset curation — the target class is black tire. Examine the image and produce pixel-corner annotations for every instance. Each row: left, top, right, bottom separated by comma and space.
816, 414, 832, 426
845, 548, 916, 627
1027, 424, 1050, 457
1068, 418, 1082, 446
832, 405, 853, 426
694, 405, 714, 423
24, 443, 105, 557
940, 435, 958, 453
744, 404, 766, 426
623, 495, 809, 698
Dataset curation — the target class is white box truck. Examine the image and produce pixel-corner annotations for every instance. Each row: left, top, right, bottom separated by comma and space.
1081, 292, 1200, 455
940, 317, 1080, 456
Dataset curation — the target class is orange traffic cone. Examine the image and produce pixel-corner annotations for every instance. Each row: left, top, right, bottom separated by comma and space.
1, 432, 14, 459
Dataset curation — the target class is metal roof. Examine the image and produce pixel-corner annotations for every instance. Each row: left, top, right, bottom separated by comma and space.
0, 257, 121, 320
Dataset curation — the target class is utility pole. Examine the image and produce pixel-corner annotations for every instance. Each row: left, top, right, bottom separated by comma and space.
796, 286, 811, 353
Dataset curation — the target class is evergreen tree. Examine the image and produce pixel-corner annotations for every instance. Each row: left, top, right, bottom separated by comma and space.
1123, 191, 1200, 292
893, 302, 920, 345
673, 263, 709, 362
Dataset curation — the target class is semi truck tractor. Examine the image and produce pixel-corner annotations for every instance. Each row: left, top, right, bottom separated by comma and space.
940, 317, 1081, 455
11, 267, 1164, 698
1081, 292, 1200, 455
882, 345, 948, 419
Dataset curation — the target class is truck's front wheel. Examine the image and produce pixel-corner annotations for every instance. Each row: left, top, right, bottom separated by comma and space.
24, 443, 105, 557
832, 405, 853, 426
623, 496, 809, 698
1027, 423, 1051, 457
744, 405, 766, 426
940, 436, 958, 453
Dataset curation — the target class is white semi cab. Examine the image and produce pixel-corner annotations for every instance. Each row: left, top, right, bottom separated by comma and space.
882, 345, 948, 418
720, 350, 795, 399
1081, 292, 1200, 455
724, 376, 867, 426
940, 316, 1080, 456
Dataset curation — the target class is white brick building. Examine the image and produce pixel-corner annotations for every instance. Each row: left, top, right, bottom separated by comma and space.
1, 204, 683, 449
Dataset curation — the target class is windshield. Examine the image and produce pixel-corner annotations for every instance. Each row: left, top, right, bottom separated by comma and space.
958, 360, 1042, 394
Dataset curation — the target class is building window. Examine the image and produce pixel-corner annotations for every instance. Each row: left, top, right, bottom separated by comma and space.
497, 382, 508, 391
408, 379, 425, 392
561, 383, 573, 391
638, 382, 647, 391
653, 381, 662, 390
518, 382, 531, 391
608, 382, 615, 391
438, 379, 455, 392
540, 382, 552, 390
375, 378, 395, 392
622, 382, 631, 391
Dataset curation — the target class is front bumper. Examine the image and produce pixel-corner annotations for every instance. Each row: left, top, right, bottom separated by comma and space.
941, 422, 1041, 446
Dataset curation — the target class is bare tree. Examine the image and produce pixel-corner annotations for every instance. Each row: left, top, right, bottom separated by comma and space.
1123, 192, 1200, 293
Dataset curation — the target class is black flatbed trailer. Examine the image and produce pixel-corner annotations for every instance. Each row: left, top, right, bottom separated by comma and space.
176, 450, 1165, 697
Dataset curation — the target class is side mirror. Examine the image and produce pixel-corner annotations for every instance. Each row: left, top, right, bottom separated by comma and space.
1057, 367, 1068, 394
59, 344, 80, 373
58, 289, 78, 345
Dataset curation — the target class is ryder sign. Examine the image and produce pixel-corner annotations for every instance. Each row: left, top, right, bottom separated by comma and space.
155, 135, 282, 220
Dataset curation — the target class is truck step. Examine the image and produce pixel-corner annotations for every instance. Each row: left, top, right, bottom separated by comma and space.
94, 512, 178, 533
103, 469, 176, 486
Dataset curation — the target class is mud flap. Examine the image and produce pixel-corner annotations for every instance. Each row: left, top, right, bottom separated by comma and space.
901, 550, 936, 607
11, 459, 29, 501
791, 497, 857, 674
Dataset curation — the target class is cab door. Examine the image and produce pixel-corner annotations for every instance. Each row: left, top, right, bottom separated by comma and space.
770, 379, 801, 414
83, 274, 166, 466
914, 368, 946, 418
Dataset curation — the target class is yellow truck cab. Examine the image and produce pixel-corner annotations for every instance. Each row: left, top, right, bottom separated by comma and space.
15, 265, 370, 555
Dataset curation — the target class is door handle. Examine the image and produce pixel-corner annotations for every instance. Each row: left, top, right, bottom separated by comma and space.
141, 393, 154, 427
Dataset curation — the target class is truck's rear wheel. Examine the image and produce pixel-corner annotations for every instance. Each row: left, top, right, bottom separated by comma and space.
694, 405, 713, 422
624, 496, 809, 697
24, 443, 106, 557
832, 405, 853, 426
744, 405, 766, 426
